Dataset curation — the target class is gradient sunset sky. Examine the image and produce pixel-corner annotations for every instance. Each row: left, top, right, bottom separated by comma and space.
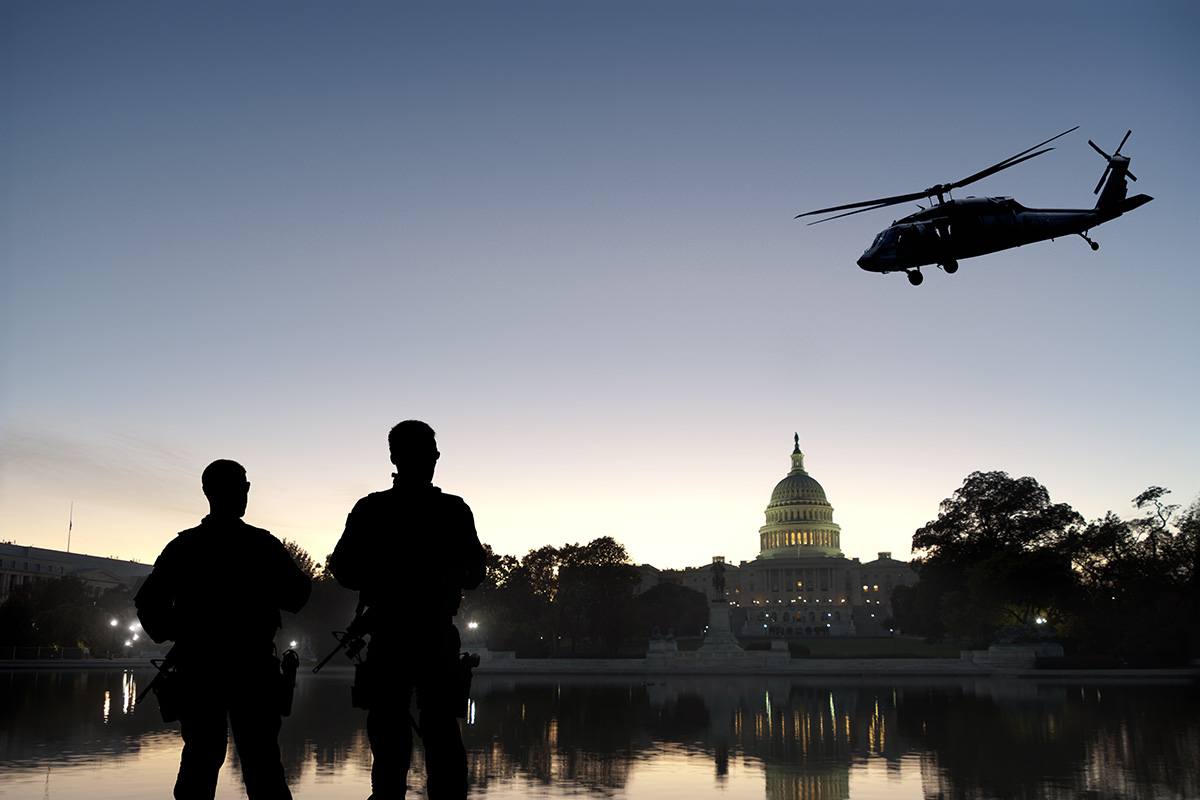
2, 1, 1198, 569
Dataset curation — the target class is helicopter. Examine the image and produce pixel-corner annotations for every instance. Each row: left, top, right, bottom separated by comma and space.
795, 127, 1152, 286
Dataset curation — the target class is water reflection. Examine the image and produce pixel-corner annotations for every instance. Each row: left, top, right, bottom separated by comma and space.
2, 670, 1197, 799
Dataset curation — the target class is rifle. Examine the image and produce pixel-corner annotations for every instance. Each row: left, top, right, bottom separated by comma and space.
313, 604, 373, 673
137, 645, 181, 721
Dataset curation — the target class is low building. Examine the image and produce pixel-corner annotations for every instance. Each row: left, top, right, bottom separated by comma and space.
0, 543, 152, 602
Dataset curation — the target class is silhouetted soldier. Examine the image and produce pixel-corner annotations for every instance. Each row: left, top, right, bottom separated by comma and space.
328, 420, 485, 800
135, 459, 312, 800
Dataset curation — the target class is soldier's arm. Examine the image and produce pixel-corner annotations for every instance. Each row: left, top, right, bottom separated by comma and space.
460, 502, 486, 591
134, 543, 179, 643
328, 499, 369, 591
272, 536, 312, 613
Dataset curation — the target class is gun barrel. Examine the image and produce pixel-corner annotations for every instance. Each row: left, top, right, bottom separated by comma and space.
135, 674, 158, 705
312, 640, 345, 674
313, 606, 371, 674
136, 650, 176, 705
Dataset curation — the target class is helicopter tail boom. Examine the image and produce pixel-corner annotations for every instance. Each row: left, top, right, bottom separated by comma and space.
1095, 192, 1153, 223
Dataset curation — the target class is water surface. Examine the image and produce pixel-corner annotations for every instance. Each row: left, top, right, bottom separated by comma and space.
2, 668, 1197, 799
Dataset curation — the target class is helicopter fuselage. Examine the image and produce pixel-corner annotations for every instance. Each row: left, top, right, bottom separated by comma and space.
797, 128, 1153, 285
856, 193, 1152, 274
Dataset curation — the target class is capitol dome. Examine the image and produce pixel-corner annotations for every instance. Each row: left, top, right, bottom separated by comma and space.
768, 468, 830, 506
758, 434, 842, 558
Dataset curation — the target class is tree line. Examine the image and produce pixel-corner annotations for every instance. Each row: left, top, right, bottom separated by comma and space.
287, 535, 709, 659
5, 470, 1194, 663
891, 471, 1199, 664
0, 534, 710, 659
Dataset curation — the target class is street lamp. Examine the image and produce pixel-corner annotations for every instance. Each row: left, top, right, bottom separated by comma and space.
109, 619, 119, 628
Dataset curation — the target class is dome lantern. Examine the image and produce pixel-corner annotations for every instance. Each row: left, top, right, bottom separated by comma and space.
791, 432, 805, 473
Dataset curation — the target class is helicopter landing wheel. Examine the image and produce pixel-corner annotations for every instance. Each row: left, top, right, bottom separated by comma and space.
1079, 232, 1099, 251
942, 259, 959, 274
1090, 241, 1099, 251
907, 270, 923, 286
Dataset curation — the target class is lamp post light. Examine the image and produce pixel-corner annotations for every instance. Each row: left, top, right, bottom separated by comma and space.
107, 618, 121, 657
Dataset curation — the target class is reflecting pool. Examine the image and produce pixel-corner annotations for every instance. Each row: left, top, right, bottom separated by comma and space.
2, 669, 1198, 799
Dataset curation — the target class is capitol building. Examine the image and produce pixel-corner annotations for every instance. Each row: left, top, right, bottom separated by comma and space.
652, 435, 916, 637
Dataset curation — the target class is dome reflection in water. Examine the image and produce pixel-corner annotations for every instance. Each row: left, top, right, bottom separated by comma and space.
2, 670, 1198, 800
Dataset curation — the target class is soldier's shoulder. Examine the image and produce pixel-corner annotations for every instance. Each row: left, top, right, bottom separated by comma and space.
241, 524, 298, 563
354, 489, 394, 507
434, 489, 470, 509
238, 520, 270, 535
164, 524, 204, 549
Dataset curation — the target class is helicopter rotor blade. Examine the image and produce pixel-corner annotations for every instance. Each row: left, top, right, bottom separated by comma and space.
948, 126, 1078, 189
994, 126, 1079, 168
794, 127, 1077, 223
1093, 165, 1112, 195
794, 190, 928, 220
1088, 140, 1111, 159
949, 148, 1055, 191
805, 203, 896, 225
1114, 129, 1131, 155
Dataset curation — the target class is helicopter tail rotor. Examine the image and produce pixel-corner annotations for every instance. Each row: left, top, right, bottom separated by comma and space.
1090, 129, 1137, 195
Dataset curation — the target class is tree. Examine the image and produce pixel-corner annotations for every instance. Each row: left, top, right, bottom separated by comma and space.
479, 544, 518, 590
463, 537, 642, 656
555, 537, 639, 654
633, 583, 708, 638
458, 545, 556, 655
1133, 487, 1177, 556
519, 545, 560, 603
0, 577, 139, 653
281, 538, 320, 581
1057, 489, 1198, 662
913, 471, 1082, 562
907, 471, 1082, 645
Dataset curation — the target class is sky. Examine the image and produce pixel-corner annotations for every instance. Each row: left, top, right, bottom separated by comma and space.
2, 1, 1198, 570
